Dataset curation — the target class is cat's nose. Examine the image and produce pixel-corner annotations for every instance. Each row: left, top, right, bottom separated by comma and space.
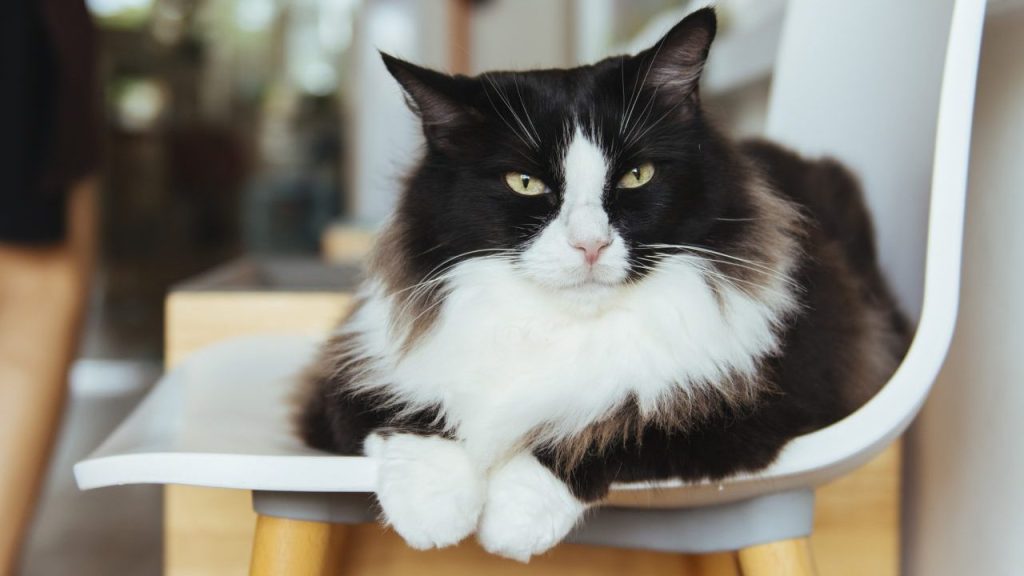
571, 238, 611, 265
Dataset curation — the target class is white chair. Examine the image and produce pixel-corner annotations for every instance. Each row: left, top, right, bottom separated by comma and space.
75, 0, 987, 573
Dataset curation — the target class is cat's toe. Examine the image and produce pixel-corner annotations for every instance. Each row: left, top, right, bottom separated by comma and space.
477, 453, 587, 562
366, 433, 485, 549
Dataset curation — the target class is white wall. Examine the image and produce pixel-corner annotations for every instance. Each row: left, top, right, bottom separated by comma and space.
347, 0, 435, 224
904, 9, 1024, 575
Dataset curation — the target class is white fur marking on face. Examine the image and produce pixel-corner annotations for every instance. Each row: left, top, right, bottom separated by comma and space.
365, 433, 485, 550
518, 127, 630, 291
477, 452, 586, 562
561, 127, 610, 247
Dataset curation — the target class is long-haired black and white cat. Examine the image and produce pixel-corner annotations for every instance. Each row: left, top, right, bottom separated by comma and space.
298, 8, 909, 562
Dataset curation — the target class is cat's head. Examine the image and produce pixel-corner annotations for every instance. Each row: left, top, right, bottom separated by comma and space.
378, 9, 771, 310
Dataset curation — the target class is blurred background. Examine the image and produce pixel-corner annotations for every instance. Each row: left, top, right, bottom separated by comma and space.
73, 0, 782, 363
3, 0, 1023, 575
15, 2, 792, 574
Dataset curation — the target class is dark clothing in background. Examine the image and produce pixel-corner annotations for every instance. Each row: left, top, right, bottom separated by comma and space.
0, 0, 99, 244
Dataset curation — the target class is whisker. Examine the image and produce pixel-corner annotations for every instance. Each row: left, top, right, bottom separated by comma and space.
402, 255, 518, 330
684, 256, 797, 289
623, 87, 660, 146
632, 247, 799, 292
513, 76, 542, 147
626, 95, 690, 146
484, 74, 539, 150
619, 58, 627, 132
696, 267, 791, 300
393, 249, 521, 324
635, 252, 780, 296
639, 244, 785, 276
482, 76, 536, 152
391, 248, 519, 297
412, 243, 447, 258
621, 36, 667, 136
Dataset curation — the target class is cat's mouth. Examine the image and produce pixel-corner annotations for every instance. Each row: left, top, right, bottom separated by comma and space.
516, 230, 632, 293
520, 255, 633, 295
550, 271, 628, 293
539, 275, 629, 315
521, 269, 626, 297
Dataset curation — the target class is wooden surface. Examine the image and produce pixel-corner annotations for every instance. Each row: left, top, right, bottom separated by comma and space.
249, 516, 347, 576
164, 259, 900, 576
689, 552, 740, 576
812, 441, 900, 576
165, 291, 352, 368
320, 223, 375, 265
165, 281, 353, 576
738, 538, 816, 576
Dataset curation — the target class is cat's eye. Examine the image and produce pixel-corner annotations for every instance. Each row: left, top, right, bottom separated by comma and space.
618, 163, 655, 189
504, 172, 549, 196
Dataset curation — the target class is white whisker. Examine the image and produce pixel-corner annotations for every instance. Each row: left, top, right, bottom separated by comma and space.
632, 247, 798, 292
484, 74, 539, 150
623, 86, 660, 145
482, 75, 537, 152
513, 76, 542, 147
639, 244, 785, 276
621, 37, 667, 137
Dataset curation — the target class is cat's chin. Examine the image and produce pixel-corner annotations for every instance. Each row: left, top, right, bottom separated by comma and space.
543, 279, 626, 314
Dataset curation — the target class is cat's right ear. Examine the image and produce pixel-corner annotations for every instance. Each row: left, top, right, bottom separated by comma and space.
381, 52, 477, 149
633, 8, 717, 109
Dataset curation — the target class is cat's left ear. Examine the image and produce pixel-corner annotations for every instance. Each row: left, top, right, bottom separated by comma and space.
381, 52, 479, 150
635, 7, 717, 105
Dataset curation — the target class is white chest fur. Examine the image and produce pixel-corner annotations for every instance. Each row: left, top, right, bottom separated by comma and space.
344, 256, 793, 465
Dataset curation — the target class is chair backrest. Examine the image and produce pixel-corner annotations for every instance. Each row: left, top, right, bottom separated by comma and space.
756, 0, 986, 484
765, 0, 958, 321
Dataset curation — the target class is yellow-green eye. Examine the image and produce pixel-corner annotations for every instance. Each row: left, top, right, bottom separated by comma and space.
618, 163, 655, 189
504, 172, 548, 196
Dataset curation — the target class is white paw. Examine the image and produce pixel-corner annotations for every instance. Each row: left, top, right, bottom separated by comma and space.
477, 453, 587, 562
365, 433, 485, 550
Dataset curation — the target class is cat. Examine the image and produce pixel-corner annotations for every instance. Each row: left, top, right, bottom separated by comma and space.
297, 7, 910, 562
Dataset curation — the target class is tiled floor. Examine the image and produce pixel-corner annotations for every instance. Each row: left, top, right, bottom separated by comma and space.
19, 362, 162, 576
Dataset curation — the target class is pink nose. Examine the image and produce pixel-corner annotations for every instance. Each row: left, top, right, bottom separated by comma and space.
572, 238, 611, 265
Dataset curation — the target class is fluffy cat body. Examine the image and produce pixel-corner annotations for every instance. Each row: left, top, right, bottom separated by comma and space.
299, 8, 909, 561
344, 224, 795, 465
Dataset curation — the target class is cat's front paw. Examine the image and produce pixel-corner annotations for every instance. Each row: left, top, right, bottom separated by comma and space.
365, 433, 485, 550
476, 453, 587, 562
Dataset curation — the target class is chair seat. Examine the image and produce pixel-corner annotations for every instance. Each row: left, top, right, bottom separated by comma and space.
74, 335, 377, 494
74, 332, 911, 509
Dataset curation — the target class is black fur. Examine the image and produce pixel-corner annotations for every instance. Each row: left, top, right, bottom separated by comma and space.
367, 10, 734, 290
299, 7, 910, 503
298, 335, 450, 453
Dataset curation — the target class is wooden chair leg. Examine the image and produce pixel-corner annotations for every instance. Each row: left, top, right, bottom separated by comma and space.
249, 515, 348, 576
737, 538, 816, 576
689, 551, 741, 575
